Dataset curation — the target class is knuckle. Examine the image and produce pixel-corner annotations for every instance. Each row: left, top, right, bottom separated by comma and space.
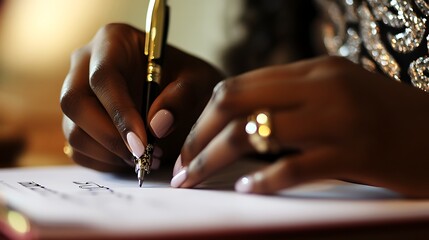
310, 56, 358, 95
96, 23, 127, 38
211, 79, 239, 112
111, 106, 132, 134
89, 63, 109, 92
70, 46, 89, 64
102, 23, 122, 31
60, 87, 83, 118
174, 78, 201, 105
93, 23, 138, 45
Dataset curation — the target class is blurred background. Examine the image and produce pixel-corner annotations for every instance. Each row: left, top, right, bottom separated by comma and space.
0, 0, 242, 167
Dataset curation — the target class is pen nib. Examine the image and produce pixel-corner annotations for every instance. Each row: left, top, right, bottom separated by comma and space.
135, 144, 154, 188
137, 164, 145, 188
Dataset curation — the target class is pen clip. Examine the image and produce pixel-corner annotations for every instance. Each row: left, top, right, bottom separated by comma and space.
144, 0, 169, 62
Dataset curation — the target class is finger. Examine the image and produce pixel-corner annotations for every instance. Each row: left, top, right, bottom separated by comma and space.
61, 45, 131, 163
63, 116, 132, 167
209, 59, 319, 111
70, 149, 130, 173
88, 25, 147, 154
234, 147, 339, 194
172, 107, 330, 188
145, 47, 222, 163
179, 63, 315, 167
171, 119, 253, 188
149, 47, 222, 137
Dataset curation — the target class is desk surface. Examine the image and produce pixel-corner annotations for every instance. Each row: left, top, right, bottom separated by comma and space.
1, 165, 429, 240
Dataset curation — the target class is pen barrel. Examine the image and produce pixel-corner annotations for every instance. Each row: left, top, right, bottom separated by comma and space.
144, 77, 160, 144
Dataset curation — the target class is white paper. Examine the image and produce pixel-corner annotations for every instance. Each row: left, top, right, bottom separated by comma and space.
1, 163, 429, 238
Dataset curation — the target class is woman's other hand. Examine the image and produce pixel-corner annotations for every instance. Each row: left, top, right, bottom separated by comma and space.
173, 56, 429, 198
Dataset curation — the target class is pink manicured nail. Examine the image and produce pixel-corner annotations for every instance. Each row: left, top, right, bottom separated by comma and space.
150, 109, 174, 138
171, 167, 187, 188
173, 155, 183, 177
235, 176, 253, 193
126, 132, 145, 157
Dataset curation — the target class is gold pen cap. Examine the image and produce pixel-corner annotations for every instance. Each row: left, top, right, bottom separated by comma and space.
145, 0, 167, 60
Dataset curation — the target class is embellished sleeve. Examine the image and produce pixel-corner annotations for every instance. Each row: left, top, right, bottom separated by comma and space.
318, 0, 429, 92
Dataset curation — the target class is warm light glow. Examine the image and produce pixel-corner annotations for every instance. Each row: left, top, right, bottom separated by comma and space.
0, 0, 147, 77
63, 144, 72, 157
258, 125, 271, 137
7, 210, 30, 234
0, 0, 238, 77
256, 113, 268, 124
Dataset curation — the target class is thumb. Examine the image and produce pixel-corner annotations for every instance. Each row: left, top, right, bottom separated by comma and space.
146, 47, 223, 163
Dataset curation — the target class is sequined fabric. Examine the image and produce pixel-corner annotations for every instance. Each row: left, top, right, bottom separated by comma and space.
318, 0, 429, 91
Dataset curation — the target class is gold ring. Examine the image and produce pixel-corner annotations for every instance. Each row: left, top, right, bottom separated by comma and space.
245, 111, 276, 154
63, 142, 73, 158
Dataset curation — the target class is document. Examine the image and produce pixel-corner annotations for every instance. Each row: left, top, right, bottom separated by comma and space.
1, 162, 429, 239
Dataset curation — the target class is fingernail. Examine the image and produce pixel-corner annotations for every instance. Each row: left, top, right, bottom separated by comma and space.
171, 167, 187, 188
173, 155, 183, 177
235, 176, 253, 193
126, 132, 145, 157
151, 157, 161, 170
150, 109, 174, 138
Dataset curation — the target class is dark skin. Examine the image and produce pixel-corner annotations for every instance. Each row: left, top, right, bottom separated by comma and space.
61, 23, 429, 197
175, 56, 429, 198
61, 24, 222, 172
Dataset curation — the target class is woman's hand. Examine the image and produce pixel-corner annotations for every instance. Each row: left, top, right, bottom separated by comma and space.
60, 23, 223, 172
172, 56, 429, 198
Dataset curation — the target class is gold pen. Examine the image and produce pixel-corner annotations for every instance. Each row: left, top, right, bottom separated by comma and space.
135, 0, 169, 187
